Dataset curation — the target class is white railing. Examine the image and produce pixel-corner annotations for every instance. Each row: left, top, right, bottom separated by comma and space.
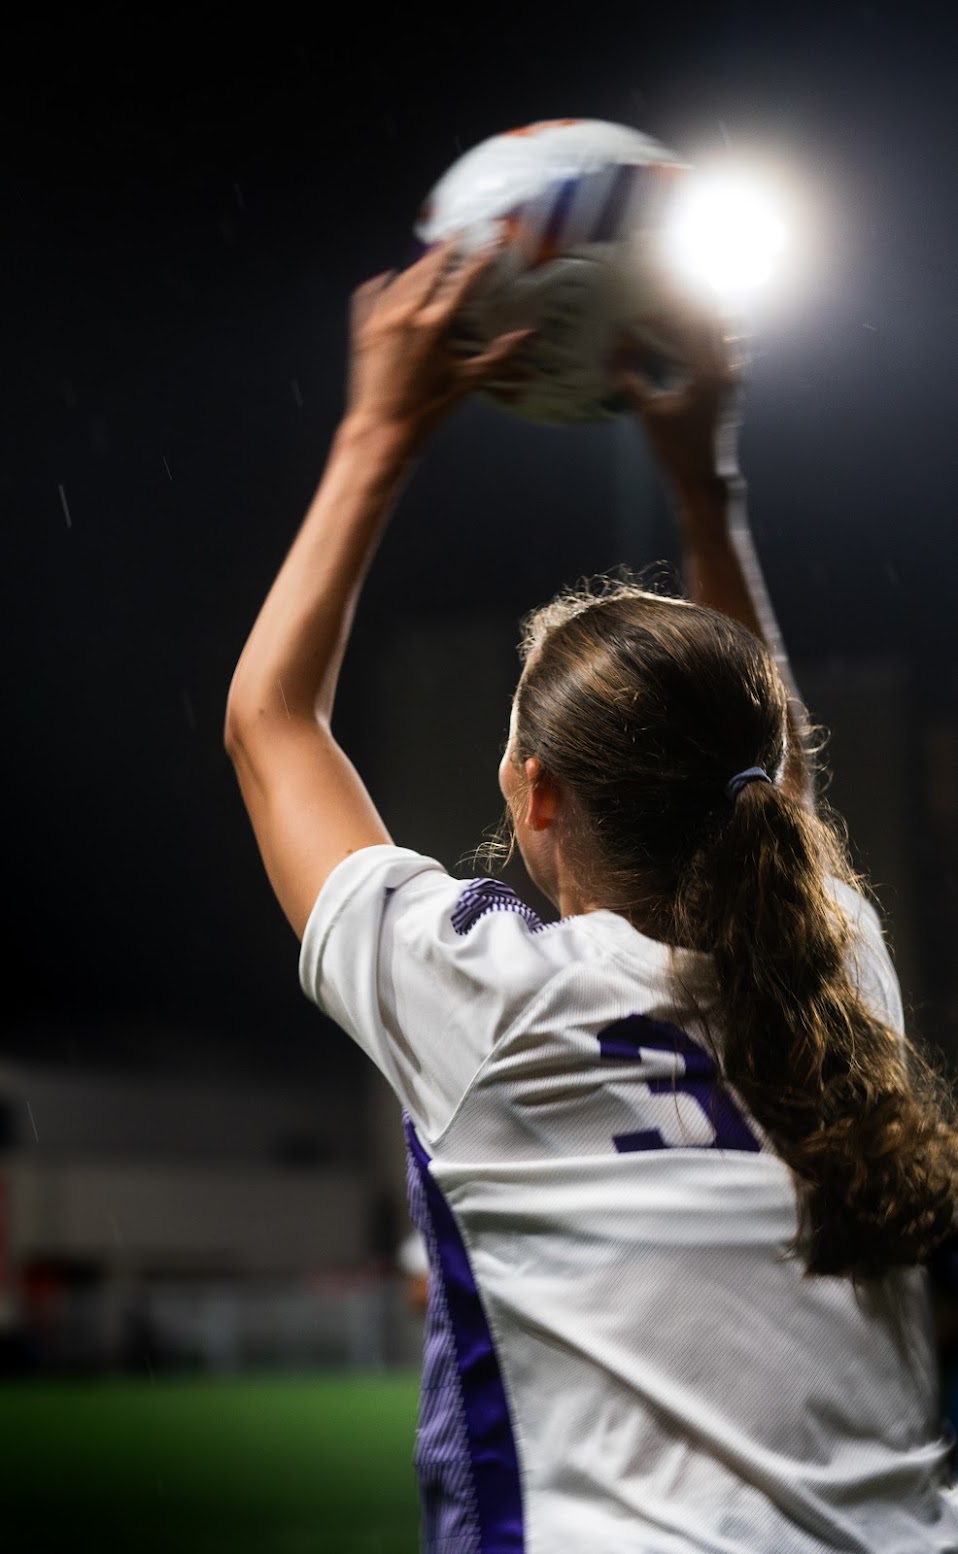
14, 1272, 425, 1374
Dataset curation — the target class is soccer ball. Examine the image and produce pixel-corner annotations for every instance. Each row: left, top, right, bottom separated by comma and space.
413, 118, 697, 426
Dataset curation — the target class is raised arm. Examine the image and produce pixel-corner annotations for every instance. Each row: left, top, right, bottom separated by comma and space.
224, 236, 532, 939
613, 323, 813, 807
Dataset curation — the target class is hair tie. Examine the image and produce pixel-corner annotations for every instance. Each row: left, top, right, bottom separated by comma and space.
725, 766, 772, 800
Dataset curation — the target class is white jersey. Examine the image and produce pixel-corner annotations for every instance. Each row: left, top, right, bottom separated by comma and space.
299, 844, 958, 1554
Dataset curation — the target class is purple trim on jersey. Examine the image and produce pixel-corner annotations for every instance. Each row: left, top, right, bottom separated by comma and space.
451, 879, 544, 937
599, 1013, 761, 1154
612, 1128, 666, 1153
405, 1125, 481, 1554
406, 1119, 525, 1554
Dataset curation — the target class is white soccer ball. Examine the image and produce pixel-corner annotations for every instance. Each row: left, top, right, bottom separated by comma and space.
414, 118, 697, 426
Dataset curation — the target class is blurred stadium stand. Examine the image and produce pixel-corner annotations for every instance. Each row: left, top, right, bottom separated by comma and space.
0, 1063, 423, 1375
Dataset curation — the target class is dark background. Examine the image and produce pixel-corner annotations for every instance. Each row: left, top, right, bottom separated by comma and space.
4, 1, 957, 1088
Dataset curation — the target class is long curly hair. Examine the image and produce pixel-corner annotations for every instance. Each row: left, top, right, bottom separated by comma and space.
490, 575, 958, 1284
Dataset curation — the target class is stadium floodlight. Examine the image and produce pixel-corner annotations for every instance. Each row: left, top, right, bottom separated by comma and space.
662, 167, 788, 301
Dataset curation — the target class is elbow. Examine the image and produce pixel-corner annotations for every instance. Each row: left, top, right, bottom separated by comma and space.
224, 668, 275, 753
224, 669, 250, 756
223, 698, 254, 759
223, 698, 329, 758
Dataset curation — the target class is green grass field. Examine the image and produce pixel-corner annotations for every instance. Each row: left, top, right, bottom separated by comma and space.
0, 1373, 422, 1554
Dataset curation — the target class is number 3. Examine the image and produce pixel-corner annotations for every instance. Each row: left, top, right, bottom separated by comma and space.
598, 1013, 760, 1154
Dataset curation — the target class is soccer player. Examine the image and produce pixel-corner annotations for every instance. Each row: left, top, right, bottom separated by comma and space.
225, 237, 958, 1551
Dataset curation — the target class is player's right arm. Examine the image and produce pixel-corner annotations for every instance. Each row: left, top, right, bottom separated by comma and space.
674, 474, 813, 807
613, 320, 813, 808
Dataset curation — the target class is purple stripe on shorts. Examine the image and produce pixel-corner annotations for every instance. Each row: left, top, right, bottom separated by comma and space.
406, 1119, 525, 1554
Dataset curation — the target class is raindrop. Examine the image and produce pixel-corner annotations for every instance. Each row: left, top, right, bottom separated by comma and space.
162, 456, 173, 481
58, 484, 72, 529
291, 379, 303, 409
183, 691, 197, 732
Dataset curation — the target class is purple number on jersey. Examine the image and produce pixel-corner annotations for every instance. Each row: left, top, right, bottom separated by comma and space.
598, 1013, 760, 1154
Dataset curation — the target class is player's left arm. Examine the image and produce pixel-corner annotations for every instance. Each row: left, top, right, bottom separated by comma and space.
225, 237, 530, 941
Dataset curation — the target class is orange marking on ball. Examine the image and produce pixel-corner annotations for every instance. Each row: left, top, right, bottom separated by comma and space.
530, 234, 563, 269
504, 118, 583, 137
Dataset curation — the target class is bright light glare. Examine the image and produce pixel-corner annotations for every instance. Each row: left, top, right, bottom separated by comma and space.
662, 171, 788, 300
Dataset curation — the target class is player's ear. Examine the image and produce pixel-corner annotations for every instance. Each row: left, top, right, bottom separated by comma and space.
523, 758, 561, 832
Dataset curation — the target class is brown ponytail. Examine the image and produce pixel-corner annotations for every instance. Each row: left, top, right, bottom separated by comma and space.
503, 575, 958, 1282
677, 774, 957, 1280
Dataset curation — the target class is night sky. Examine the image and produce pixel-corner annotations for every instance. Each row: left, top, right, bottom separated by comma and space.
5, 4, 958, 1084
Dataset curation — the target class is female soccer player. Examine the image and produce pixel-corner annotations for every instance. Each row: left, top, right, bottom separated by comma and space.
225, 237, 958, 1552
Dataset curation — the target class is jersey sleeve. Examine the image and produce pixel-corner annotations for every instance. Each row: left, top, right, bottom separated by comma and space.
828, 876, 905, 1035
298, 844, 553, 1141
